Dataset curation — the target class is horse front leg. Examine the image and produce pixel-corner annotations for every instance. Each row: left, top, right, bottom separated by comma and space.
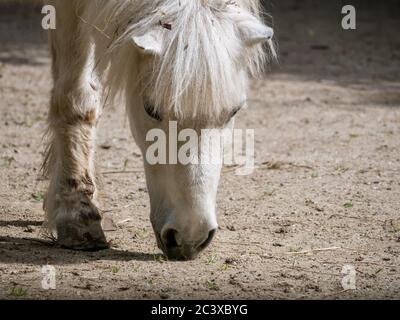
43, 21, 108, 250
44, 80, 108, 250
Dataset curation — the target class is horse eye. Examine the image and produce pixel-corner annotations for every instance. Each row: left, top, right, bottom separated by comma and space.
144, 101, 162, 121
229, 106, 242, 119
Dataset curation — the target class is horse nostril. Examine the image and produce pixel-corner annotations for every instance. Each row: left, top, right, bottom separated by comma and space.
162, 229, 179, 249
197, 228, 216, 251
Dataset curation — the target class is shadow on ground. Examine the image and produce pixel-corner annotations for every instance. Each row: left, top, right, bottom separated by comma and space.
0, 234, 162, 265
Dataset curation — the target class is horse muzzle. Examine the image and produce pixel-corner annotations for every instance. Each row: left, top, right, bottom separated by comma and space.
156, 227, 217, 261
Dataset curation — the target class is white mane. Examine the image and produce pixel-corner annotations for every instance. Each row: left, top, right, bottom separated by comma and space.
83, 0, 274, 119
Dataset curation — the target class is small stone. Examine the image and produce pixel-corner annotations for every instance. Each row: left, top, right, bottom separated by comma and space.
160, 293, 170, 299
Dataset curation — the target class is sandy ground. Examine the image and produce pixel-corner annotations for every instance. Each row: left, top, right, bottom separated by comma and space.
0, 1, 399, 299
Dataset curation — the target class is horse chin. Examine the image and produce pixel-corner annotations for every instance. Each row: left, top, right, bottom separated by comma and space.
162, 245, 200, 261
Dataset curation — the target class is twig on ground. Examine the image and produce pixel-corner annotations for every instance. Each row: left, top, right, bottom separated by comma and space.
116, 218, 134, 226
296, 289, 350, 300
260, 161, 314, 171
102, 169, 143, 175
22, 237, 55, 247
102, 203, 135, 213
328, 213, 385, 223
286, 246, 342, 255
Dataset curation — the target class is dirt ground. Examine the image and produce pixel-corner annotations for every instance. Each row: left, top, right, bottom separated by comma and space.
0, 1, 399, 299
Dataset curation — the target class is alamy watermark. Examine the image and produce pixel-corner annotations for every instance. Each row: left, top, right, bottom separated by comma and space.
41, 4, 357, 31
341, 264, 357, 290
41, 265, 56, 290
41, 5, 56, 30
342, 5, 357, 30
145, 121, 255, 176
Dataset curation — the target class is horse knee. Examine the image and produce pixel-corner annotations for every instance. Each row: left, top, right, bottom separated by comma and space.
50, 81, 101, 128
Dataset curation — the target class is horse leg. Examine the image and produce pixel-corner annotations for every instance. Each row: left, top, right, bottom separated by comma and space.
43, 0, 108, 250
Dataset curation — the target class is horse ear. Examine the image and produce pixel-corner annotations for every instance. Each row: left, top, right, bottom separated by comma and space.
132, 30, 163, 56
237, 15, 274, 47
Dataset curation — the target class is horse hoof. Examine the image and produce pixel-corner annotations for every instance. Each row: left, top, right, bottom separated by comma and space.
56, 211, 109, 251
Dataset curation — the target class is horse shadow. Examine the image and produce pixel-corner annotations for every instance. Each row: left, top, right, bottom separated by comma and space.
0, 220, 43, 228
0, 221, 163, 265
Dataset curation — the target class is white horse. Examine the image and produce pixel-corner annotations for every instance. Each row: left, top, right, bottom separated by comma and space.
43, 0, 274, 260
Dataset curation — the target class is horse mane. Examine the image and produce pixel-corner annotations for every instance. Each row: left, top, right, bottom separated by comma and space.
83, 0, 275, 119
